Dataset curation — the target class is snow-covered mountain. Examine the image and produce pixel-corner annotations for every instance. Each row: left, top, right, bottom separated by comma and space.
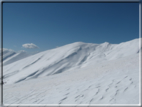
1, 48, 16, 61
3, 38, 141, 105
0, 48, 29, 66
3, 38, 140, 84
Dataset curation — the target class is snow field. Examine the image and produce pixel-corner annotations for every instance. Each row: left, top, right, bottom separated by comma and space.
4, 54, 139, 105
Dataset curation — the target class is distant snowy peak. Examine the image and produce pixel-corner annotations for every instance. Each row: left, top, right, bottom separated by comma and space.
3, 50, 29, 66
0, 48, 16, 60
0, 48, 29, 66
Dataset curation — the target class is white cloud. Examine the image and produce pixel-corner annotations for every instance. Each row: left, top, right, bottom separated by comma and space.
22, 43, 39, 49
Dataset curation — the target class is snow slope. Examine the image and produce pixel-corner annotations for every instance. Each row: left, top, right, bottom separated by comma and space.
3, 38, 141, 105
4, 54, 139, 105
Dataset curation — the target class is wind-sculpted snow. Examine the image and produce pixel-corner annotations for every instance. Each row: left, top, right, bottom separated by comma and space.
3, 38, 141, 105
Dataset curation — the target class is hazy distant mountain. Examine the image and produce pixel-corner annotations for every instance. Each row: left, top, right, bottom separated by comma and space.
0, 48, 29, 66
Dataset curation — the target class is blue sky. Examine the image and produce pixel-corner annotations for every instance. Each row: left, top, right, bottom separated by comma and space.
3, 3, 139, 54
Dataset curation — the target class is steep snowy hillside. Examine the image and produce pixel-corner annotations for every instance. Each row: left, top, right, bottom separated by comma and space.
3, 38, 141, 105
0, 48, 29, 66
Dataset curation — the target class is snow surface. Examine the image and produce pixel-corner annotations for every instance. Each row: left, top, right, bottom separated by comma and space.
2, 38, 141, 106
